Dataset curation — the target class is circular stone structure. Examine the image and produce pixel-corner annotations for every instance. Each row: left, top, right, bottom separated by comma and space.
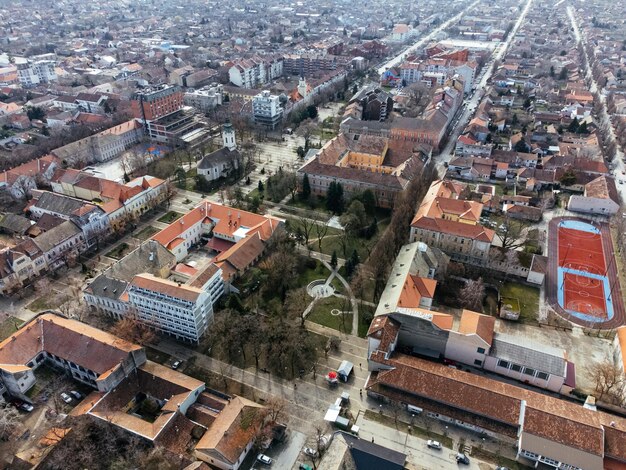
307, 279, 333, 298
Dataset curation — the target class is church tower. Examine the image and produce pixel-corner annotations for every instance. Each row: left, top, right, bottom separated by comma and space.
222, 121, 236, 151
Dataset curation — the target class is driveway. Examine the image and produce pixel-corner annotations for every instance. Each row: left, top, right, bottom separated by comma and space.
239, 430, 307, 470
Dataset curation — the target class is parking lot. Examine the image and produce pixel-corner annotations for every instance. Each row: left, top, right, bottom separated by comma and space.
1, 364, 92, 463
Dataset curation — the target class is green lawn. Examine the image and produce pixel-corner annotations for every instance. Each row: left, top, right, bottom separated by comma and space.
296, 258, 332, 288
105, 242, 130, 260
158, 211, 184, 224
308, 297, 352, 332
27, 293, 69, 313
0, 317, 23, 341
330, 276, 345, 294
499, 282, 540, 324
134, 225, 159, 241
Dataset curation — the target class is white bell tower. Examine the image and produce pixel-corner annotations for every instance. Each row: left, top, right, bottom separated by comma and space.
222, 121, 236, 151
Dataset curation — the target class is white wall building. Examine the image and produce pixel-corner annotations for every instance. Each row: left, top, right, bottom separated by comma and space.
16, 60, 57, 86
184, 84, 224, 112
128, 273, 220, 342
253, 91, 284, 129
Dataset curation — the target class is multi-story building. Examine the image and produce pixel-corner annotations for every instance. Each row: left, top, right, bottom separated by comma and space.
184, 84, 223, 112
228, 57, 283, 89
252, 91, 284, 129
1, 313, 268, 469
51, 119, 143, 164
16, 60, 57, 86
31, 220, 86, 269
0, 239, 47, 295
27, 191, 110, 247
409, 179, 494, 264
50, 172, 167, 229
131, 85, 185, 121
283, 53, 337, 77
0, 313, 146, 398
75, 93, 108, 115
85, 202, 281, 342
128, 273, 219, 343
144, 107, 201, 145
297, 133, 431, 208
0, 65, 19, 85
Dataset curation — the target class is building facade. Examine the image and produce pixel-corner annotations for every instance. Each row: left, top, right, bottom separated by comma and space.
252, 91, 284, 129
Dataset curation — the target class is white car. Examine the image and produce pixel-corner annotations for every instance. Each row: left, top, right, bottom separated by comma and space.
257, 454, 273, 465
60, 392, 72, 404
303, 447, 318, 457
427, 440, 442, 450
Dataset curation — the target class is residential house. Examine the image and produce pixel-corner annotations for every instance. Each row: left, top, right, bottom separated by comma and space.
567, 175, 620, 216
27, 191, 110, 247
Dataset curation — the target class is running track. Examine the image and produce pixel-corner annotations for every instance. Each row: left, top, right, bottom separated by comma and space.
547, 217, 626, 329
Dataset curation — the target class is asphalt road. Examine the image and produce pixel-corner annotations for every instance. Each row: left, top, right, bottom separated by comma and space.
567, 5, 626, 203
376, 0, 481, 75
435, 0, 534, 175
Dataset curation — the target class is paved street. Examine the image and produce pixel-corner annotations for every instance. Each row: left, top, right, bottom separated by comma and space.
567, 5, 626, 203
376, 0, 481, 75
436, 0, 534, 175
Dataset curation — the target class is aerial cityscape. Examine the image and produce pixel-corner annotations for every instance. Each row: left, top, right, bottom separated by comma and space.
0, 0, 626, 468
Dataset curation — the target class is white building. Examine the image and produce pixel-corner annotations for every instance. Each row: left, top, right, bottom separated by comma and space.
16, 60, 57, 86
197, 123, 241, 182
253, 91, 284, 129
128, 272, 221, 343
567, 175, 620, 216
228, 57, 283, 89
184, 84, 224, 112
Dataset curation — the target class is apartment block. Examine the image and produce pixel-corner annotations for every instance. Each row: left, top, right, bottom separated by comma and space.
252, 90, 284, 129
131, 85, 185, 121
16, 60, 57, 86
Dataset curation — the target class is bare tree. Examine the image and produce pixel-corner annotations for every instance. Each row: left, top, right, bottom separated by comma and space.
314, 220, 330, 252
587, 360, 625, 404
0, 403, 20, 441
460, 277, 485, 312
296, 216, 317, 248
265, 396, 288, 424
109, 312, 156, 346
496, 215, 526, 251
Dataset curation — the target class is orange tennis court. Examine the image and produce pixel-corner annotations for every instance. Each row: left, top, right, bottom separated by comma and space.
547, 217, 625, 328
562, 271, 607, 318
558, 227, 606, 274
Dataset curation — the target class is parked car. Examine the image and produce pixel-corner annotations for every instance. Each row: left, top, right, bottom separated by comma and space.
456, 453, 470, 465
427, 440, 442, 450
70, 391, 83, 400
20, 402, 34, 412
60, 392, 72, 404
171, 360, 181, 370
257, 454, 273, 465
495, 467, 510, 470
303, 447, 317, 457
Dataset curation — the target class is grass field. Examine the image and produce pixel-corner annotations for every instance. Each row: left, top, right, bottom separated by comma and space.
105, 242, 130, 260
499, 282, 540, 324
158, 211, 184, 224
0, 316, 23, 341
307, 297, 352, 332
134, 225, 159, 241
